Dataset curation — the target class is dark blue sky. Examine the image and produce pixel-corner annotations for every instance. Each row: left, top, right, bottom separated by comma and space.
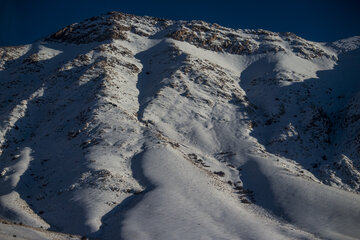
0, 0, 359, 47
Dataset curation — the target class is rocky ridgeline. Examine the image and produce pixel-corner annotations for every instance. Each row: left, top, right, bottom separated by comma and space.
0, 45, 30, 70
46, 12, 171, 44
169, 22, 334, 60
45, 11, 334, 60
327, 36, 360, 53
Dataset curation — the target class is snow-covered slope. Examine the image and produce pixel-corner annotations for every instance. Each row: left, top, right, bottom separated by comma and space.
1, 12, 360, 240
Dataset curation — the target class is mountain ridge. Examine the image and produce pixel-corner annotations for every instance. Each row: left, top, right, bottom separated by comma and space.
0, 11, 360, 240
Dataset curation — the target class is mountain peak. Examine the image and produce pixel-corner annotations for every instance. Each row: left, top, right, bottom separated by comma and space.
1, 11, 360, 240
46, 11, 170, 44
44, 11, 337, 61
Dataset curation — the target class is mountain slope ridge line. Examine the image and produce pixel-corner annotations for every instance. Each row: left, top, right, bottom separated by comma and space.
0, 11, 360, 240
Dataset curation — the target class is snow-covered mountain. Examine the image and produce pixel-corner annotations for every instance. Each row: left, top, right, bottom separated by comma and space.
1, 12, 360, 240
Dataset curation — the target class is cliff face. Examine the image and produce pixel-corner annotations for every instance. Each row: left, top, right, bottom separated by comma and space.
0, 11, 360, 240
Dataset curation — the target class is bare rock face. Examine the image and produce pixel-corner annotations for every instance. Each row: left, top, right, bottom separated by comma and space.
46, 12, 170, 44
45, 11, 335, 61
167, 21, 334, 59
168, 22, 259, 54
